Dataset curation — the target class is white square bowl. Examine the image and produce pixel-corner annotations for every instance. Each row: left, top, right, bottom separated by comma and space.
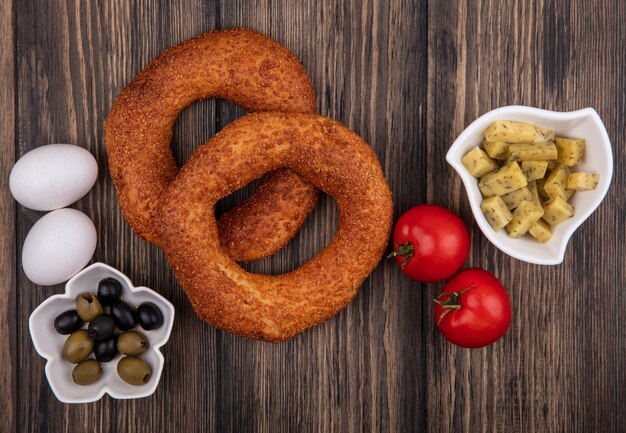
446, 106, 613, 265
29, 262, 175, 403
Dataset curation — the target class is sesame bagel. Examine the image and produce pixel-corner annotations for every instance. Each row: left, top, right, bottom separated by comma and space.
104, 28, 317, 261
159, 112, 393, 342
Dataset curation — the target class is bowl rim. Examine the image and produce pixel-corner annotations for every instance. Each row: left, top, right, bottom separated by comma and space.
446, 105, 613, 265
28, 262, 175, 403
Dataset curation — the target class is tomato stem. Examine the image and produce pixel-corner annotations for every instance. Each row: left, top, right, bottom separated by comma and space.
387, 242, 415, 269
434, 287, 472, 326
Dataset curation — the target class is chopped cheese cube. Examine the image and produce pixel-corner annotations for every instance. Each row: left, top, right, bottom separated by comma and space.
478, 161, 528, 197
528, 220, 553, 243
507, 142, 558, 161
501, 187, 533, 210
482, 139, 511, 160
555, 136, 585, 166
506, 200, 544, 238
521, 161, 549, 181
480, 196, 513, 231
483, 120, 553, 143
542, 196, 574, 226
461, 146, 500, 177
544, 164, 571, 200
567, 172, 600, 191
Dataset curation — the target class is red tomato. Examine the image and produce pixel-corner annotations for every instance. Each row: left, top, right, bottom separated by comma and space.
434, 268, 511, 348
388, 205, 470, 282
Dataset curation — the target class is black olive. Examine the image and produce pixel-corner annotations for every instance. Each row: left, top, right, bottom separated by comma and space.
97, 278, 123, 306
136, 302, 163, 330
54, 310, 83, 334
110, 302, 137, 331
88, 314, 116, 340
94, 335, 118, 362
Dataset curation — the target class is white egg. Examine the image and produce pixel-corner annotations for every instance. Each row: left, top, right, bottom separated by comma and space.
9, 144, 98, 211
22, 209, 97, 286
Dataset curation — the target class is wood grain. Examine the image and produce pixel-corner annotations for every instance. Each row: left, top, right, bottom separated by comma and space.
426, 1, 626, 432
4, 0, 625, 432
215, 2, 427, 433
0, 0, 16, 432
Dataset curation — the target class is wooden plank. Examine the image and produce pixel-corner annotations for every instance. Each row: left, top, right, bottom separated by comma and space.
14, 0, 219, 432
10, 0, 625, 432
215, 1, 427, 432
426, 0, 626, 432
0, 0, 16, 432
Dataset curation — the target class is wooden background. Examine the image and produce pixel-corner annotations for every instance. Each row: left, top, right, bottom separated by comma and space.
1, 0, 624, 432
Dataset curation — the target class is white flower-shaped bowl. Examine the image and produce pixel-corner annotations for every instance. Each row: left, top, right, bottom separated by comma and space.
29, 262, 175, 403
447, 106, 613, 265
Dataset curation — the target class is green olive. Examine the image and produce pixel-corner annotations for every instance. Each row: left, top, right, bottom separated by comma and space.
72, 359, 102, 385
117, 356, 151, 386
76, 292, 103, 322
117, 331, 149, 356
62, 329, 94, 363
